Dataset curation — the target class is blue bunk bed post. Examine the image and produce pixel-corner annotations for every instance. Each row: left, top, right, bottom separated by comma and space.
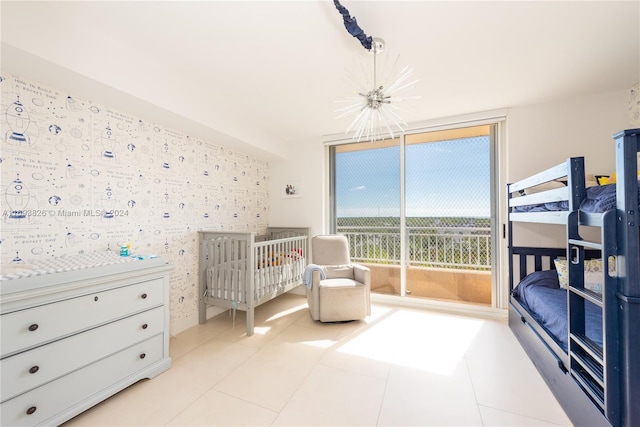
568, 157, 587, 211
614, 128, 640, 427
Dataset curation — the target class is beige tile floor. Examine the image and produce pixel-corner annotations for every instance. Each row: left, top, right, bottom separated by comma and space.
64, 293, 573, 426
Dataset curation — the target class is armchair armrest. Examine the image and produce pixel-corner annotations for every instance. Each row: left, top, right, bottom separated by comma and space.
353, 263, 371, 286
352, 263, 371, 316
307, 269, 322, 320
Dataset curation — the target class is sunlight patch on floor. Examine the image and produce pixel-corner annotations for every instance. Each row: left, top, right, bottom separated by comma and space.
335, 309, 484, 376
250, 326, 271, 335
264, 303, 307, 322
299, 339, 337, 349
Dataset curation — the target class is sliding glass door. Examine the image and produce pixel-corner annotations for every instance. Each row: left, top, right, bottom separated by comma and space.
404, 126, 492, 305
331, 125, 495, 306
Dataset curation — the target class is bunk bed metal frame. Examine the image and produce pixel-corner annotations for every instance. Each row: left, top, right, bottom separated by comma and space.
507, 129, 640, 427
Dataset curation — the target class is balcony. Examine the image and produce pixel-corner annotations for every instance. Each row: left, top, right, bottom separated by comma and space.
338, 226, 492, 306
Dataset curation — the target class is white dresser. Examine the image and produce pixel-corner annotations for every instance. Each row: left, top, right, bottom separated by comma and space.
0, 255, 172, 426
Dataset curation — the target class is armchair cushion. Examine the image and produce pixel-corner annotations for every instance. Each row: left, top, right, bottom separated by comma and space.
324, 265, 355, 280
319, 278, 360, 288
312, 234, 351, 265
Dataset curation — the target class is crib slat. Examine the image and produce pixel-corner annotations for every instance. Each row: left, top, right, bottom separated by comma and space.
215, 238, 222, 299
239, 239, 246, 303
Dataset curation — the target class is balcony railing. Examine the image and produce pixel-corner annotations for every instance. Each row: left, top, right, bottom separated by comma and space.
337, 226, 491, 271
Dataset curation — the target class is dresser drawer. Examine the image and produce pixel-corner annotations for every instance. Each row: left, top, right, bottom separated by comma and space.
0, 334, 164, 427
1, 306, 164, 402
1, 279, 163, 357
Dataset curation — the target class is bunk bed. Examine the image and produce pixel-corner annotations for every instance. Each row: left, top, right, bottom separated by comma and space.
198, 227, 310, 336
507, 129, 640, 427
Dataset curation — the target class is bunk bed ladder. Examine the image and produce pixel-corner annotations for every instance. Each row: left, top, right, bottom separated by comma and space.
567, 209, 620, 426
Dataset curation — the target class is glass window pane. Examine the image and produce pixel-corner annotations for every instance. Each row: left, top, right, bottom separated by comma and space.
335, 139, 401, 296
405, 126, 491, 305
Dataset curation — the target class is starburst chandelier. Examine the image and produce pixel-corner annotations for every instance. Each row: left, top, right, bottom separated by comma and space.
333, 1, 419, 142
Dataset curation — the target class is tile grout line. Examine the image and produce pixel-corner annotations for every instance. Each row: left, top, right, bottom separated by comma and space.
462, 352, 486, 426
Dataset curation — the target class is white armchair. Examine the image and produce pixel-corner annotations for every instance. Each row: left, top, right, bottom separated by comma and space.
306, 235, 371, 322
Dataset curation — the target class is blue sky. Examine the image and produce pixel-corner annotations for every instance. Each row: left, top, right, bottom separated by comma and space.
336, 136, 491, 218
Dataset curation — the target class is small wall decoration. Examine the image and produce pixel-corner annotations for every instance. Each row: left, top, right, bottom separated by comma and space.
282, 179, 301, 198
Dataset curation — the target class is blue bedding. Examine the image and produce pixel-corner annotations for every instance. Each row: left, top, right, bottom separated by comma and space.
512, 269, 602, 352
579, 183, 619, 213
513, 182, 640, 213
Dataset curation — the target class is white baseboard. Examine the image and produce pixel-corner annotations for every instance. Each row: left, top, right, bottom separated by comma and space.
371, 293, 508, 321
170, 305, 226, 337
288, 286, 306, 296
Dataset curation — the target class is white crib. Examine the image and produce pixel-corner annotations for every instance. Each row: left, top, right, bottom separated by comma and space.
198, 227, 309, 336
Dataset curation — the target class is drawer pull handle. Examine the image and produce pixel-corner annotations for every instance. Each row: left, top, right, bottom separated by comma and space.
28, 324, 39, 332
142, 323, 148, 330
141, 293, 148, 299
94, 296, 99, 302
26, 406, 37, 415
139, 353, 146, 359
29, 366, 40, 374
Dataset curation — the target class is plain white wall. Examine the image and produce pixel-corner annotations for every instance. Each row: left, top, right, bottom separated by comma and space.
507, 89, 630, 182
268, 136, 327, 240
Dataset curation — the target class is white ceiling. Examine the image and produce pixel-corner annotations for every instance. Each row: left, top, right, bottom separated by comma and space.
2, 1, 639, 159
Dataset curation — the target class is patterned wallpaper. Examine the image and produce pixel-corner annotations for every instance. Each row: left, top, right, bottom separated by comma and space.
0, 73, 270, 329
